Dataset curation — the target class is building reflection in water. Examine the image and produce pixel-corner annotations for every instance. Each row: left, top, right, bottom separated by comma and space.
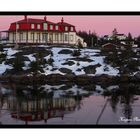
0, 83, 83, 124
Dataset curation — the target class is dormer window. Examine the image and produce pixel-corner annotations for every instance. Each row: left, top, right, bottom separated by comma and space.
37, 24, 41, 29
55, 25, 58, 30
65, 26, 68, 31
31, 24, 35, 29
44, 23, 47, 30
16, 23, 19, 29
71, 26, 74, 31
50, 25, 53, 30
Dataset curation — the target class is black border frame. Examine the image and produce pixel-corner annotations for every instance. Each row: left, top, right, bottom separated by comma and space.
0, 11, 140, 128
0, 11, 140, 15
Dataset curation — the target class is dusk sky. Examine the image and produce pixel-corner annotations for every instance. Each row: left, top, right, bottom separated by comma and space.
1, 15, 140, 37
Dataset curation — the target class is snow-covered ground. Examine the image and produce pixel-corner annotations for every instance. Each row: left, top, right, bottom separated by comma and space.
0, 62, 13, 74
42, 47, 119, 76
4, 48, 19, 58
23, 54, 36, 62
0, 46, 133, 76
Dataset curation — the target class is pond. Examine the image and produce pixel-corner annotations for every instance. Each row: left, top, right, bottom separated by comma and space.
0, 82, 140, 125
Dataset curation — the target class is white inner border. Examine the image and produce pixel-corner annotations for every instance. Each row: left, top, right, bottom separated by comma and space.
0, 0, 140, 11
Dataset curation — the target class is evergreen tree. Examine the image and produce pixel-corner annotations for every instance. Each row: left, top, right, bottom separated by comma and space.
12, 53, 24, 73
126, 32, 133, 45
77, 30, 98, 47
30, 61, 39, 74
136, 35, 140, 47
128, 32, 132, 40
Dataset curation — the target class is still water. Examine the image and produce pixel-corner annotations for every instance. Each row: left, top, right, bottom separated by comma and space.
0, 82, 140, 125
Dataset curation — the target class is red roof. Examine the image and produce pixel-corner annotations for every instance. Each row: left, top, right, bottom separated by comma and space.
57, 22, 75, 27
102, 43, 118, 48
8, 17, 76, 32
12, 18, 55, 24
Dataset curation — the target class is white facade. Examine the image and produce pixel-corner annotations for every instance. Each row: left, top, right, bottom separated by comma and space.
75, 35, 87, 47
116, 34, 127, 40
8, 31, 84, 46
104, 34, 127, 41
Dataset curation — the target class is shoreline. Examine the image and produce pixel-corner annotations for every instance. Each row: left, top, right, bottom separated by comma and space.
0, 74, 140, 85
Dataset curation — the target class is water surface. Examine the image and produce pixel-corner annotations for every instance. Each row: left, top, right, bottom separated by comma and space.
0, 83, 140, 125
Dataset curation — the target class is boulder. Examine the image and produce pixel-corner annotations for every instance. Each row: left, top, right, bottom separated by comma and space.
68, 57, 93, 62
83, 64, 101, 74
59, 68, 73, 74
94, 74, 114, 84
51, 68, 58, 71
59, 85, 73, 90
58, 49, 73, 54
76, 68, 82, 71
62, 61, 75, 66
75, 75, 93, 85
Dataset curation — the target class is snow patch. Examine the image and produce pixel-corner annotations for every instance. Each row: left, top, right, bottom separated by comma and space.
4, 48, 19, 56
24, 54, 36, 62
0, 62, 13, 75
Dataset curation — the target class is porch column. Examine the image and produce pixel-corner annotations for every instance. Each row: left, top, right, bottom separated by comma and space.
26, 31, 28, 44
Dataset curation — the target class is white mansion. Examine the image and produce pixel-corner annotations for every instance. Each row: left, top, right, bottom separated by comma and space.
7, 16, 86, 47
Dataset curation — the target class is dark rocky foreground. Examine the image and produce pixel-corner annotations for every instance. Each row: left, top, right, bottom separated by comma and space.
0, 73, 140, 85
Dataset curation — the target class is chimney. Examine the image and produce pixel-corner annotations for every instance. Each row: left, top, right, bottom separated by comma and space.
44, 16, 47, 21
24, 15, 27, 20
61, 17, 64, 23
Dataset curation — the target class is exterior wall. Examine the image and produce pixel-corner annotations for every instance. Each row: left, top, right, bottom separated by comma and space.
9, 32, 27, 43
106, 35, 127, 41
8, 31, 78, 45
9, 32, 14, 43
69, 32, 76, 44
117, 35, 127, 40
75, 35, 84, 45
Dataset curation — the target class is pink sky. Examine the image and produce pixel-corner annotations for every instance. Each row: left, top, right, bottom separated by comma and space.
1, 15, 140, 37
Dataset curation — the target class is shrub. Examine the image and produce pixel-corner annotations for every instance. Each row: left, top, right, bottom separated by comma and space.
72, 49, 81, 57
47, 57, 54, 65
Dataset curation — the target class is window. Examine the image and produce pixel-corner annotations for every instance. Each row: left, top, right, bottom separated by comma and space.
49, 33, 53, 43
13, 33, 16, 40
55, 33, 58, 41
60, 34, 63, 41
50, 25, 53, 30
71, 27, 74, 31
19, 32, 23, 41
37, 24, 41, 29
65, 26, 68, 31
44, 23, 47, 30
65, 34, 68, 41
31, 24, 35, 29
42, 33, 48, 41
31, 33, 34, 41
55, 25, 58, 30
16, 24, 19, 29
37, 33, 40, 41
70, 35, 73, 42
